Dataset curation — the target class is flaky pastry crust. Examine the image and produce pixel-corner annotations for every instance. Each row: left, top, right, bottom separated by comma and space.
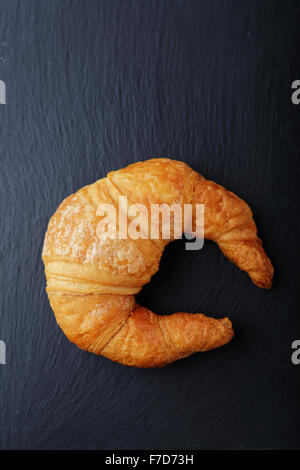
42, 158, 273, 367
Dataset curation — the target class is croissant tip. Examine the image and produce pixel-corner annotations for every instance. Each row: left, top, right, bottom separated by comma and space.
220, 317, 233, 328
251, 263, 274, 289
253, 277, 273, 289
220, 317, 235, 340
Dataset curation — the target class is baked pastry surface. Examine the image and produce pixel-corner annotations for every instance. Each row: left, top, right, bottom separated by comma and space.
42, 158, 273, 367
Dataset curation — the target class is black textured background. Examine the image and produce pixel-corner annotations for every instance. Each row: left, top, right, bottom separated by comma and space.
0, 0, 299, 450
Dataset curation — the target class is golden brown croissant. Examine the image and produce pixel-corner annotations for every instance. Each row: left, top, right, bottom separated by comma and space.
42, 158, 273, 367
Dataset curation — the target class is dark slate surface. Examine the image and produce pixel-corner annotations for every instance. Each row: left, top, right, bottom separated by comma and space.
0, 0, 299, 450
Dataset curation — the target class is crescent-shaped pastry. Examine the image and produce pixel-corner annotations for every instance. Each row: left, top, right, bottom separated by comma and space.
42, 158, 273, 367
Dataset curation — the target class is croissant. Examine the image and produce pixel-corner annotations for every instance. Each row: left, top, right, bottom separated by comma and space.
42, 158, 273, 367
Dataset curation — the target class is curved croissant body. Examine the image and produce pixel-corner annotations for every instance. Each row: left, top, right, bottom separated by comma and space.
42, 158, 273, 367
